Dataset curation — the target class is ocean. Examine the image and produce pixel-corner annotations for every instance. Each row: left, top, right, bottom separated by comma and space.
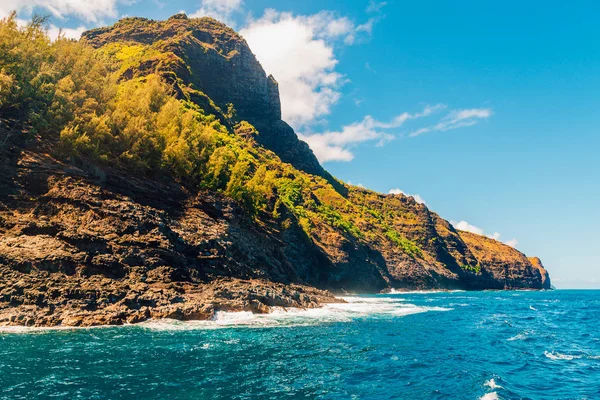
1, 290, 598, 399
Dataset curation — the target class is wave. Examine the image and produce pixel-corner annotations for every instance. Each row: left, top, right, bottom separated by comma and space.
340, 296, 406, 303
544, 351, 581, 361
484, 379, 503, 390
507, 330, 534, 341
388, 289, 466, 294
0, 296, 453, 333
140, 297, 453, 330
544, 351, 600, 361
480, 392, 499, 400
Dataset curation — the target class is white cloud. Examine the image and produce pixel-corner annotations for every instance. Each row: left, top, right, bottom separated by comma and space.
409, 108, 492, 137
366, 0, 388, 14
451, 220, 519, 248
389, 189, 426, 205
47, 24, 86, 40
190, 0, 243, 26
1, 0, 120, 23
359, 0, 387, 36
240, 10, 374, 129
298, 104, 444, 162
451, 220, 484, 235
348, 181, 366, 189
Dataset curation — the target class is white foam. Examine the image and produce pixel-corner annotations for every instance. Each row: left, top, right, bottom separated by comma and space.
544, 351, 581, 361
0, 296, 453, 333
139, 296, 453, 330
388, 289, 465, 294
480, 392, 499, 400
507, 333, 526, 341
507, 330, 534, 341
484, 379, 503, 389
340, 296, 406, 303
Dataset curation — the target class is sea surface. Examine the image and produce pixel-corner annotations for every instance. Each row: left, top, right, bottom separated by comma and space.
1, 290, 599, 399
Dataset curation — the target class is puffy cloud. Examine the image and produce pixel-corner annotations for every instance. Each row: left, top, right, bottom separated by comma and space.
451, 220, 519, 248
47, 24, 86, 40
409, 108, 492, 137
240, 10, 374, 129
489, 232, 501, 240
1, 0, 120, 23
451, 220, 484, 235
389, 188, 426, 205
190, 0, 243, 27
299, 104, 444, 162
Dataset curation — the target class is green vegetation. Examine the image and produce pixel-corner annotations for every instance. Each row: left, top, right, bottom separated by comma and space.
0, 12, 431, 259
318, 204, 364, 239
460, 264, 482, 274
385, 230, 423, 259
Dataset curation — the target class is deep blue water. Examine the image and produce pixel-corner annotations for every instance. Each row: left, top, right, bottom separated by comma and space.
1, 290, 599, 399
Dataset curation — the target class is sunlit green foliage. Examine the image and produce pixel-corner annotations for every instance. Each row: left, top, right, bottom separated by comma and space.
0, 13, 430, 259
385, 230, 423, 259
461, 264, 482, 274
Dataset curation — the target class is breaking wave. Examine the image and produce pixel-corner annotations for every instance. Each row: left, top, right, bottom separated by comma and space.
484, 378, 503, 389
140, 296, 453, 330
480, 393, 499, 400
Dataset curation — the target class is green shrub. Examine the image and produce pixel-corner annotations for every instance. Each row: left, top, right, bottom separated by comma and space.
385, 230, 423, 258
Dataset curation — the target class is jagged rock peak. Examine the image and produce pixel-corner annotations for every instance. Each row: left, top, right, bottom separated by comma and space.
81, 15, 330, 179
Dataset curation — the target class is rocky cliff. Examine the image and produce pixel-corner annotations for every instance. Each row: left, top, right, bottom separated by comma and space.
0, 15, 550, 327
82, 14, 330, 180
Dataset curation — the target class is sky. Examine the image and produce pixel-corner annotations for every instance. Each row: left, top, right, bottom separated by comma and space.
3, 0, 599, 288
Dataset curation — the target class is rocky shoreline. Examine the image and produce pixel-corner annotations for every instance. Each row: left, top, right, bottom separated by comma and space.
0, 277, 339, 327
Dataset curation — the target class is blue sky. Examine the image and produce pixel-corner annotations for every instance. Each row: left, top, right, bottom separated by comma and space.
4, 0, 599, 288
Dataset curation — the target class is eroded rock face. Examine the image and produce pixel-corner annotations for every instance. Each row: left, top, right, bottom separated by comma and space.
0, 151, 339, 327
528, 257, 552, 289
459, 232, 552, 290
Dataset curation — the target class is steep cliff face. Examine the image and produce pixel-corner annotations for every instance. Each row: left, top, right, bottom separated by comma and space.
82, 14, 328, 179
528, 257, 552, 289
0, 149, 337, 326
459, 232, 551, 289
0, 15, 551, 327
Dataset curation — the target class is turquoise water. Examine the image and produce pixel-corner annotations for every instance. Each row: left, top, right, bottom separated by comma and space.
1, 290, 599, 399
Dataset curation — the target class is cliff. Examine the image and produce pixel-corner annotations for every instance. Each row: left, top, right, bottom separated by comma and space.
0, 14, 550, 327
82, 14, 330, 180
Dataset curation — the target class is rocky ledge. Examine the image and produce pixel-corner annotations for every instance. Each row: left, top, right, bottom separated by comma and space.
0, 277, 337, 328
0, 149, 339, 327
